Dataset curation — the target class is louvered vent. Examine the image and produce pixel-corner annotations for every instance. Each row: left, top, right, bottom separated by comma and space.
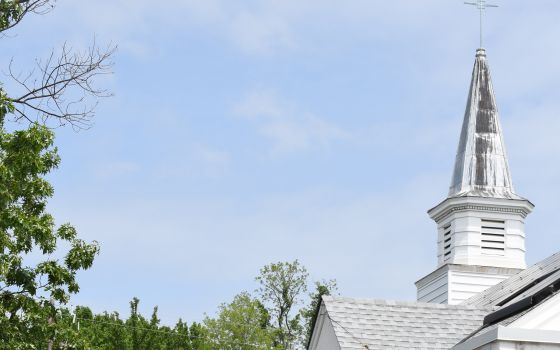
443, 224, 452, 261
481, 219, 505, 255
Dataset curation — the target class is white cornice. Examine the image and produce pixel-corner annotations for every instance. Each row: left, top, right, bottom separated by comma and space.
428, 196, 534, 222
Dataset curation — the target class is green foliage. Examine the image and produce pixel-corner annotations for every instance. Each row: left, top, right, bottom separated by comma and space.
204, 292, 279, 350
72, 307, 130, 350
300, 280, 337, 348
0, 83, 100, 346
126, 297, 168, 350
0, 258, 334, 349
35, 299, 205, 350
256, 261, 309, 350
0, 0, 23, 31
0, 88, 14, 117
163, 319, 193, 350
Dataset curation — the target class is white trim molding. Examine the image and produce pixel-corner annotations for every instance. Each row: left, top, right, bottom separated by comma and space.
452, 326, 560, 350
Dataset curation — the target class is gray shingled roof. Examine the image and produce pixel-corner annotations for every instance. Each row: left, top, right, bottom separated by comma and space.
464, 292, 551, 341
460, 255, 560, 343
463, 251, 560, 308
322, 296, 492, 350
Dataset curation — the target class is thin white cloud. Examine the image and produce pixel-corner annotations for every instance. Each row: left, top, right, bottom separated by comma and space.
39, 0, 560, 63
26, 0, 560, 327
234, 90, 349, 153
191, 144, 230, 177
94, 161, 140, 180
234, 89, 285, 120
229, 11, 296, 55
58, 172, 444, 324
150, 142, 231, 180
53, 0, 450, 57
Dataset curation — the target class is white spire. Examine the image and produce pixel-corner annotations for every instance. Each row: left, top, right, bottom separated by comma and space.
417, 49, 534, 305
449, 48, 522, 200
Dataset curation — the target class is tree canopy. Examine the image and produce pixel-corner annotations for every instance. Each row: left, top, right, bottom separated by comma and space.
0, 85, 100, 347
0, 3, 337, 349
0, 1, 112, 347
2, 260, 336, 349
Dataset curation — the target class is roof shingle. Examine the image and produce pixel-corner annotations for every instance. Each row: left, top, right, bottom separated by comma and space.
463, 251, 560, 308
322, 296, 492, 350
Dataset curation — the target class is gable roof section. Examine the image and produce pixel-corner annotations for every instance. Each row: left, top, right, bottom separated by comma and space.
460, 290, 560, 343
456, 272, 560, 347
457, 258, 560, 345
463, 251, 560, 308
322, 296, 492, 349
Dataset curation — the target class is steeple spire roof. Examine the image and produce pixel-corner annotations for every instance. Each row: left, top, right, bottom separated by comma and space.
449, 48, 521, 199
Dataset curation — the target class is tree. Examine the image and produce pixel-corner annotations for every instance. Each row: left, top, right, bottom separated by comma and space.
161, 319, 193, 350
2, 0, 114, 129
1, 0, 54, 34
127, 297, 165, 350
0, 104, 100, 345
37, 306, 129, 349
0, 0, 113, 346
45, 299, 198, 350
256, 261, 308, 350
75, 307, 130, 350
204, 292, 278, 350
190, 322, 211, 350
300, 280, 337, 348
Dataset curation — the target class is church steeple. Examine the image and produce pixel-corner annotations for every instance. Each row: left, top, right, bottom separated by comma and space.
415, 49, 534, 305
449, 48, 521, 200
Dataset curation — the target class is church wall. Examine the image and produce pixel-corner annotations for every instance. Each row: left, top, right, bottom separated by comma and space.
417, 265, 518, 305
311, 318, 340, 350
417, 268, 448, 303
510, 294, 560, 331
308, 304, 341, 350
477, 341, 560, 350
448, 270, 512, 304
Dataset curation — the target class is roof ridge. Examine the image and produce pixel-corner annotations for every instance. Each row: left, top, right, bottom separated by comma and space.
324, 295, 492, 310
320, 294, 493, 349
462, 251, 560, 307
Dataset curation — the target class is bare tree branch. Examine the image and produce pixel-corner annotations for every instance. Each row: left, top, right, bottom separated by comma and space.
8, 42, 116, 129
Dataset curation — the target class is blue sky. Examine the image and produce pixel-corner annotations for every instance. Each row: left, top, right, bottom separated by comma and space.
4, 0, 560, 324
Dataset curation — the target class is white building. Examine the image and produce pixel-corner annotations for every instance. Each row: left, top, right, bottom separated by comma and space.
308, 48, 560, 349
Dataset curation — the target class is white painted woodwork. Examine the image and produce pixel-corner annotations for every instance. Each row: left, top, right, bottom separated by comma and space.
416, 264, 520, 305
429, 196, 533, 270
307, 303, 341, 350
511, 294, 560, 331
478, 341, 560, 350
453, 327, 560, 350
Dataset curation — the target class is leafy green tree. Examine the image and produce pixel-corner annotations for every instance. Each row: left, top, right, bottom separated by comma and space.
0, 102, 100, 346
46, 299, 196, 350
190, 322, 211, 350
300, 280, 337, 348
127, 297, 165, 350
160, 319, 192, 350
41, 306, 128, 350
0, 1, 112, 347
204, 292, 279, 350
256, 261, 308, 350
0, 0, 32, 32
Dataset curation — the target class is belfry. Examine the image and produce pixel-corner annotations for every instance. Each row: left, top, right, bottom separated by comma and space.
415, 48, 534, 304
309, 4, 560, 348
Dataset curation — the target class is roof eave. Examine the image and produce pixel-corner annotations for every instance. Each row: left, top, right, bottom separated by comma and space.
453, 326, 560, 350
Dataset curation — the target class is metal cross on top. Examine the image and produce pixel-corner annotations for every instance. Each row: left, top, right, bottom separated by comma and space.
464, 0, 498, 48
